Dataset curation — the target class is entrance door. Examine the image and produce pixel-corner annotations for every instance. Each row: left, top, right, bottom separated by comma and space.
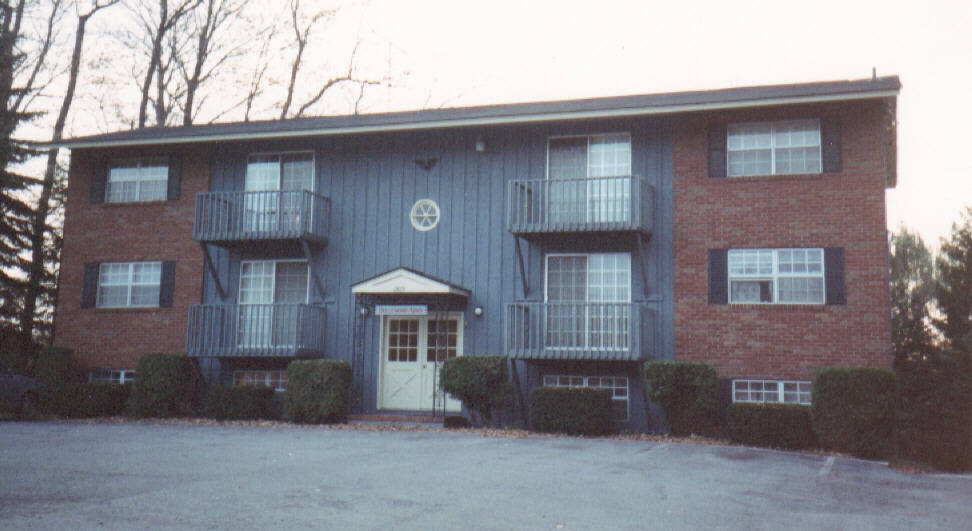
380, 315, 462, 412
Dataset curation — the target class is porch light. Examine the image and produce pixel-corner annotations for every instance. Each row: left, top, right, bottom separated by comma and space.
359, 307, 370, 317
475, 137, 486, 153
474, 306, 484, 317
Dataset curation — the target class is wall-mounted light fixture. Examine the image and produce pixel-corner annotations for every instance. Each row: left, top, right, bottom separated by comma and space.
359, 307, 370, 317
475, 137, 486, 153
473, 306, 484, 317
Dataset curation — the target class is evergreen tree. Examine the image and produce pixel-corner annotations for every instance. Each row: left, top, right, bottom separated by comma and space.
0, 1, 41, 348
936, 207, 972, 351
888, 227, 936, 367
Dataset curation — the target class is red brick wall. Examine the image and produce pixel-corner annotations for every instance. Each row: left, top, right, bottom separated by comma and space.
672, 100, 894, 380
54, 145, 210, 371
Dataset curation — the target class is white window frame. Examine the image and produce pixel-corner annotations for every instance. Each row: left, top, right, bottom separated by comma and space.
96, 261, 162, 308
245, 151, 315, 192
234, 370, 288, 391
542, 374, 630, 421
544, 253, 632, 351
728, 248, 825, 305
727, 119, 821, 177
238, 259, 310, 305
89, 369, 135, 384
106, 157, 169, 203
733, 379, 812, 405
546, 133, 632, 179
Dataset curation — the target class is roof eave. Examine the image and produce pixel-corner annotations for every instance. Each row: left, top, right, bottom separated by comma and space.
58, 88, 900, 150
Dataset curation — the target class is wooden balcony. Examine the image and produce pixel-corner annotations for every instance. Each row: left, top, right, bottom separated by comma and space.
186, 303, 325, 357
193, 190, 330, 246
505, 302, 654, 361
507, 176, 652, 236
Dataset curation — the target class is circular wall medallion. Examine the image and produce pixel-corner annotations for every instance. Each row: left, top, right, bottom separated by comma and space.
410, 198, 440, 231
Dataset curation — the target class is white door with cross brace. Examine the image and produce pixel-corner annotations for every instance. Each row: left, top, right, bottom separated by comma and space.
380, 315, 462, 412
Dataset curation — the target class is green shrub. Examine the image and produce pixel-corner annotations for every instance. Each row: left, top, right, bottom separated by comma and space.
529, 387, 616, 436
76, 383, 132, 418
283, 360, 351, 424
727, 403, 816, 450
896, 350, 971, 472
643, 361, 720, 436
33, 347, 82, 416
131, 353, 201, 418
811, 368, 896, 459
203, 385, 279, 421
439, 355, 511, 426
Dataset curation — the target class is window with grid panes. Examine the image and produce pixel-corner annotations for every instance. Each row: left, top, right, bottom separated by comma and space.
733, 379, 812, 405
728, 248, 824, 304
234, 370, 288, 391
727, 120, 821, 177
106, 158, 169, 202
96, 262, 162, 308
545, 253, 631, 350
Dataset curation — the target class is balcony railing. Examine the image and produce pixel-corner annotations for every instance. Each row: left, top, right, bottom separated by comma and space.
186, 303, 325, 357
507, 176, 652, 235
505, 302, 653, 361
193, 190, 330, 245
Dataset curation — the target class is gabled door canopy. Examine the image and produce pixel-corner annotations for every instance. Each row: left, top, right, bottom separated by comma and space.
351, 267, 470, 297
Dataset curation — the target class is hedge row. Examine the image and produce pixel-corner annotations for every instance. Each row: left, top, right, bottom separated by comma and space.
203, 385, 280, 421
896, 351, 971, 472
727, 403, 816, 450
529, 387, 616, 436
283, 360, 351, 424
131, 353, 203, 418
439, 355, 510, 427
811, 368, 896, 460
643, 361, 720, 437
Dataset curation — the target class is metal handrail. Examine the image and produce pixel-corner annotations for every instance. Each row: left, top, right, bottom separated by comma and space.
193, 190, 330, 242
186, 303, 325, 357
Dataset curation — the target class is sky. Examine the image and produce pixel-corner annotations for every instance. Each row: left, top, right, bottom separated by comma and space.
324, 0, 970, 247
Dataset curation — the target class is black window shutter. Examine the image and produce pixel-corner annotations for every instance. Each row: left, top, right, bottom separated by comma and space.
166, 154, 182, 200
708, 249, 729, 304
90, 158, 108, 204
824, 247, 846, 305
81, 262, 99, 308
708, 124, 727, 178
159, 261, 176, 307
821, 117, 841, 173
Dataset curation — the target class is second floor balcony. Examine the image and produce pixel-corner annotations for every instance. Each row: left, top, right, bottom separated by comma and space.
193, 190, 330, 246
186, 303, 326, 357
507, 176, 653, 236
505, 302, 654, 361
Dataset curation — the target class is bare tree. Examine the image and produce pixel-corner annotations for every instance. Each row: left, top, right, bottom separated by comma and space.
277, 0, 383, 119
20, 0, 119, 347
130, 0, 199, 128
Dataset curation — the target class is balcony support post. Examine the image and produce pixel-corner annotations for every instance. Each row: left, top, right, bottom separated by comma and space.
514, 236, 530, 297
200, 243, 226, 300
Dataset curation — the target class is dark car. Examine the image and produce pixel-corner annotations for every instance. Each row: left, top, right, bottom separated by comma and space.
0, 363, 42, 419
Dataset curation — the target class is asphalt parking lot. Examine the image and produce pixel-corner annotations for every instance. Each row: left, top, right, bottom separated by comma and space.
1, 421, 969, 530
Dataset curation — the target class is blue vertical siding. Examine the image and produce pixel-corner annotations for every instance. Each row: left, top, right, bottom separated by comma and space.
198, 117, 675, 426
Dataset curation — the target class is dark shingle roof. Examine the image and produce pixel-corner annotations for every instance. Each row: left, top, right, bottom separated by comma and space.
59, 76, 900, 148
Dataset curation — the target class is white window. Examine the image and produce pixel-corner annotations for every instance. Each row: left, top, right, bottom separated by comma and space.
733, 379, 812, 405
238, 260, 308, 348
106, 157, 168, 202
234, 370, 287, 391
97, 262, 162, 308
727, 119, 821, 177
728, 248, 824, 304
548, 134, 632, 224
245, 152, 315, 232
546, 253, 631, 350
543, 375, 630, 421
89, 369, 135, 384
